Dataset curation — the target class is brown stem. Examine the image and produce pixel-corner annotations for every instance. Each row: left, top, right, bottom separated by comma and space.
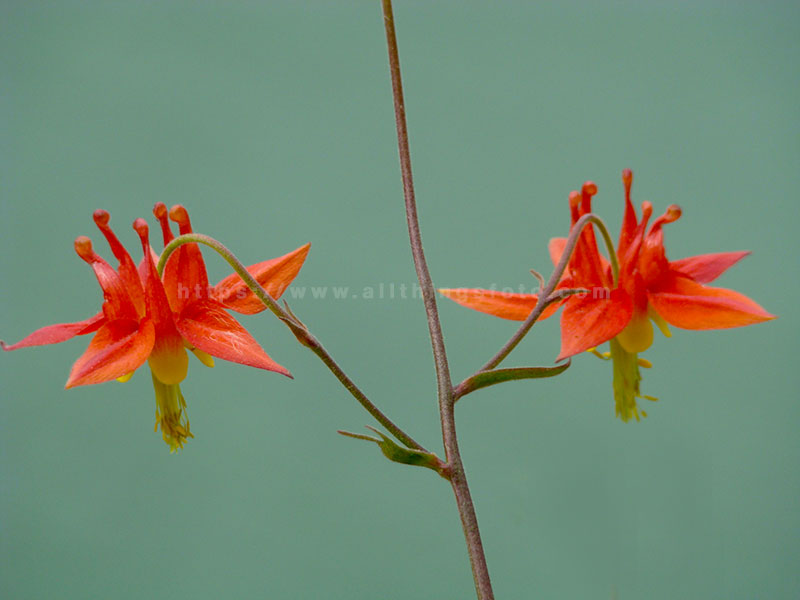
380, 1, 494, 598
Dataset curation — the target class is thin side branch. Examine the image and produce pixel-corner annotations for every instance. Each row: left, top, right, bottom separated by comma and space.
474, 213, 614, 374
158, 233, 426, 452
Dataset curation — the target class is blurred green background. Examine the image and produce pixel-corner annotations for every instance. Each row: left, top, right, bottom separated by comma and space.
1, 1, 798, 598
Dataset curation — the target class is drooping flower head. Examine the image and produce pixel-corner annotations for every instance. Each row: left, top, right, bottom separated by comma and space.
2, 206, 310, 450
440, 170, 774, 421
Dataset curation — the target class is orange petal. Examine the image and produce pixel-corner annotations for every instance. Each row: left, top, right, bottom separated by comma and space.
556, 288, 633, 360
212, 243, 310, 315
575, 182, 609, 286
616, 271, 653, 354
616, 169, 637, 260
647, 274, 775, 330
93, 210, 146, 316
176, 299, 291, 376
669, 251, 750, 284
2, 313, 104, 351
66, 318, 155, 387
548, 238, 568, 266
438, 288, 562, 321
74, 237, 139, 321
133, 219, 189, 385
152, 203, 174, 246
162, 206, 210, 313
639, 205, 681, 285
618, 202, 652, 277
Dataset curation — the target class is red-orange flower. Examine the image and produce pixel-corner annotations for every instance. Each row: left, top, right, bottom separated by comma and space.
440, 170, 774, 420
2, 206, 309, 450
440, 180, 634, 363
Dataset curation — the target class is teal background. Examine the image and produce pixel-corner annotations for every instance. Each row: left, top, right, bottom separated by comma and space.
1, 1, 798, 598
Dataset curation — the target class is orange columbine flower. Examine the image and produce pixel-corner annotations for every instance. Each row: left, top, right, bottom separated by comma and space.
440, 180, 635, 361
2, 206, 310, 450
440, 170, 774, 421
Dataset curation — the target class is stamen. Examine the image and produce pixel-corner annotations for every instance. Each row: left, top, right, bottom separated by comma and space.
116, 372, 134, 383
609, 338, 658, 423
151, 373, 193, 452
588, 347, 612, 361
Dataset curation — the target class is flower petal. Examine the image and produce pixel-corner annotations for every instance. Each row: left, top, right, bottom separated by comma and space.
1, 313, 104, 351
669, 251, 750, 284
74, 237, 139, 321
176, 299, 291, 376
638, 205, 681, 286
616, 271, 653, 354
556, 288, 633, 360
548, 238, 567, 266
66, 318, 155, 387
133, 219, 189, 385
93, 210, 146, 316
162, 205, 210, 313
574, 183, 610, 287
616, 169, 638, 260
212, 243, 310, 315
438, 288, 562, 321
647, 274, 775, 330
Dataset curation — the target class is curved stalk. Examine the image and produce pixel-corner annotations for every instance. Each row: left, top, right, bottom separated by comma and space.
474, 213, 617, 374
157, 233, 425, 452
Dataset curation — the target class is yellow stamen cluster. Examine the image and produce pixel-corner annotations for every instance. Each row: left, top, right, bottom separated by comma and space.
588, 342, 658, 421
151, 372, 193, 452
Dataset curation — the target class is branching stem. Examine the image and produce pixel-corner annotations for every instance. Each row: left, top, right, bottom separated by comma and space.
157, 233, 426, 452
381, 1, 494, 598
473, 213, 617, 375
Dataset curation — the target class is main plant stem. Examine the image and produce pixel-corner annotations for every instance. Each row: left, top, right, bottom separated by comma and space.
381, 2, 494, 598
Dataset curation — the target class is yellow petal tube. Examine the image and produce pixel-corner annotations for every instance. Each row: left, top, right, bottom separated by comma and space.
616, 312, 654, 354
148, 343, 189, 386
